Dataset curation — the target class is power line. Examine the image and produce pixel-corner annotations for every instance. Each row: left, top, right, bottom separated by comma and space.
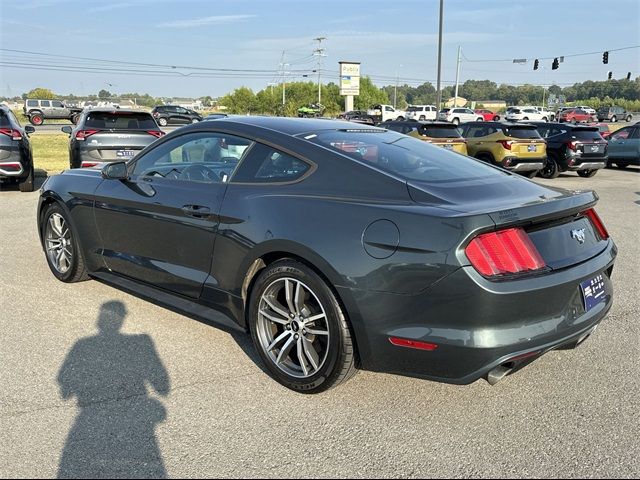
461, 44, 640, 63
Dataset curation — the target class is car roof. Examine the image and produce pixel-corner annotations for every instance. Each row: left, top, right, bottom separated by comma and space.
527, 121, 596, 129
459, 121, 536, 127
84, 108, 152, 115
205, 116, 379, 136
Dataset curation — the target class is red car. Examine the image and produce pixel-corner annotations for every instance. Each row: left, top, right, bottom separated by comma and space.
559, 108, 594, 124
475, 109, 499, 121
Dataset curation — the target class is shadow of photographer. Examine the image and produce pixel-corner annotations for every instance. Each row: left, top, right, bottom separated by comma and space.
57, 300, 170, 479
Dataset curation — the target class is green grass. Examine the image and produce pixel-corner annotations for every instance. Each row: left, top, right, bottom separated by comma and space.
30, 134, 69, 173
13, 109, 74, 125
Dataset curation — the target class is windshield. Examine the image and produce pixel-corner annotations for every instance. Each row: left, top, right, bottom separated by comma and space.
419, 126, 461, 138
304, 130, 505, 183
503, 127, 543, 139
85, 112, 158, 129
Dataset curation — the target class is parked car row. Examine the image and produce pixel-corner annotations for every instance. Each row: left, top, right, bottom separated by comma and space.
379, 118, 640, 178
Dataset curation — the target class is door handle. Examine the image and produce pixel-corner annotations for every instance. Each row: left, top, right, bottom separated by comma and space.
181, 205, 211, 218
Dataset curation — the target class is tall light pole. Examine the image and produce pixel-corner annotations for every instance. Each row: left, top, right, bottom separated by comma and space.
453, 46, 461, 107
313, 37, 327, 104
394, 64, 403, 109
435, 0, 444, 111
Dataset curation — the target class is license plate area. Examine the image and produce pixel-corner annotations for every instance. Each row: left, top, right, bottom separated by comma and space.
442, 144, 454, 150
117, 150, 136, 158
580, 273, 607, 312
527, 144, 537, 152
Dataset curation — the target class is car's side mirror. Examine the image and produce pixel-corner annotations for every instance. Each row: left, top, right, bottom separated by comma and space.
101, 161, 129, 180
24, 125, 35, 134
61, 126, 72, 135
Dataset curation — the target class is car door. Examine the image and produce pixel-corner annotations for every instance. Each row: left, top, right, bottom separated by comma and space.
174, 107, 191, 124
39, 100, 52, 117
606, 126, 636, 160
93, 130, 252, 298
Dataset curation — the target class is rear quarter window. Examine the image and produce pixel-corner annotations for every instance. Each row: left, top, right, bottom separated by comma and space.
231, 143, 311, 183
0, 111, 12, 128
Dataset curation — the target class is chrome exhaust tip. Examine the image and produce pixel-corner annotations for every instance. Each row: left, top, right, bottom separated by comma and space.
486, 364, 513, 386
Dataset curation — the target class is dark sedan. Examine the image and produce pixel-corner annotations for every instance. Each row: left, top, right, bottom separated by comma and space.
0, 104, 35, 192
62, 109, 164, 169
38, 117, 616, 393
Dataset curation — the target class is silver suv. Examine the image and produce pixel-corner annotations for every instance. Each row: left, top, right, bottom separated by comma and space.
23, 99, 82, 126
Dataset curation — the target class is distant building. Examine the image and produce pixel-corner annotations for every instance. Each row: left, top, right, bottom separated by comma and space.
474, 100, 507, 110
445, 96, 468, 108
171, 98, 204, 111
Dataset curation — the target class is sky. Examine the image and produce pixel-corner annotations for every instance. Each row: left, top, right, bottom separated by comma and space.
0, 0, 639, 99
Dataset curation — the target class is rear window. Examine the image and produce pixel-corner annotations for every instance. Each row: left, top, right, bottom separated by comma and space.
502, 127, 542, 139
85, 112, 157, 130
439, 108, 450, 113
510, 109, 521, 114
305, 130, 505, 183
571, 129, 603, 141
0, 111, 12, 128
420, 126, 461, 138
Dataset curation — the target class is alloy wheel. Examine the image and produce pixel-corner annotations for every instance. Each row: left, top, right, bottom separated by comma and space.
45, 213, 73, 274
256, 277, 330, 379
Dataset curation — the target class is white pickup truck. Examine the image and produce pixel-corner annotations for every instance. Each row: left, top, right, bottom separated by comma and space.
367, 104, 406, 124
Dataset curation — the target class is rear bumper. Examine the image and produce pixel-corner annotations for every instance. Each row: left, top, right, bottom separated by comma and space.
341, 239, 616, 385
0, 150, 29, 179
566, 160, 607, 171
503, 156, 547, 172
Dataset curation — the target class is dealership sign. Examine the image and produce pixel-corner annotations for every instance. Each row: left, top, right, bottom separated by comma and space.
339, 61, 360, 96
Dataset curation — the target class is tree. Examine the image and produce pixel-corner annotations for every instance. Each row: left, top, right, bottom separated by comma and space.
98, 89, 112, 99
25, 87, 56, 99
219, 87, 258, 114
354, 77, 389, 110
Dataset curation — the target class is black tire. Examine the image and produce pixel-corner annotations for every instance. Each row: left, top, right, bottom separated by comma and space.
70, 113, 80, 125
539, 156, 560, 179
475, 153, 495, 165
523, 170, 539, 178
542, 117, 548, 122
248, 259, 357, 393
523, 117, 529, 121
452, 117, 460, 125
571, 118, 577, 124
577, 169, 597, 178
30, 112, 44, 126
41, 203, 89, 283
615, 162, 628, 169
18, 167, 34, 192
396, 116, 405, 121
158, 117, 168, 127
611, 116, 617, 123
419, 115, 426, 121
626, 115, 632, 122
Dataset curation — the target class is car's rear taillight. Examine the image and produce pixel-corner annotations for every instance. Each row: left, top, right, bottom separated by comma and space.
566, 140, 578, 151
497, 140, 513, 150
80, 161, 99, 168
584, 208, 609, 240
465, 227, 546, 277
147, 130, 165, 138
76, 129, 100, 141
0, 128, 23, 140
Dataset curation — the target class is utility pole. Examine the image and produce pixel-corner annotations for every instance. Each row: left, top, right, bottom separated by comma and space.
435, 0, 444, 111
313, 37, 327, 104
279, 50, 289, 112
454, 45, 461, 107
394, 65, 402, 109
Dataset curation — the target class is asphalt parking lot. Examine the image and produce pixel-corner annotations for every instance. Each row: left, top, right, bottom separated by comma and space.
0, 168, 639, 478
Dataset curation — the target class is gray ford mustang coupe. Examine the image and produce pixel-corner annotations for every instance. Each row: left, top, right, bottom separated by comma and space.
38, 117, 616, 393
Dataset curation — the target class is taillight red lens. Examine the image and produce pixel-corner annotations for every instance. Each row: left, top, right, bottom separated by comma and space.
0, 128, 23, 140
80, 161, 99, 168
76, 129, 100, 141
147, 130, 165, 138
584, 208, 609, 240
465, 228, 546, 277
389, 337, 438, 351
566, 140, 578, 151
497, 140, 513, 150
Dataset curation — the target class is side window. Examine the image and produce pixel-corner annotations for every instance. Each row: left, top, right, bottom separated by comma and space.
27, 100, 38, 107
132, 132, 251, 183
611, 128, 631, 140
52, 101, 63, 108
41, 100, 51, 107
466, 126, 486, 138
232, 143, 312, 183
385, 106, 393, 112
629, 128, 640, 139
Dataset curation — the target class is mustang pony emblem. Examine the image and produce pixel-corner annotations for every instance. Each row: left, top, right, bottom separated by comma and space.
571, 228, 586, 244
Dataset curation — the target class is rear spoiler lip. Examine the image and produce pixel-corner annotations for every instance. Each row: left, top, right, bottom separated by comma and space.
488, 189, 598, 228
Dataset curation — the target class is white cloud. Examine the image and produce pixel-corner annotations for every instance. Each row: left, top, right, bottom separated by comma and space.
158, 15, 256, 29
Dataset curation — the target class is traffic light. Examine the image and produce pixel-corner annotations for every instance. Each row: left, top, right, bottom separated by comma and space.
552, 58, 559, 70
627, 72, 632, 80
608, 71, 612, 80
533, 59, 539, 70
603, 51, 609, 64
